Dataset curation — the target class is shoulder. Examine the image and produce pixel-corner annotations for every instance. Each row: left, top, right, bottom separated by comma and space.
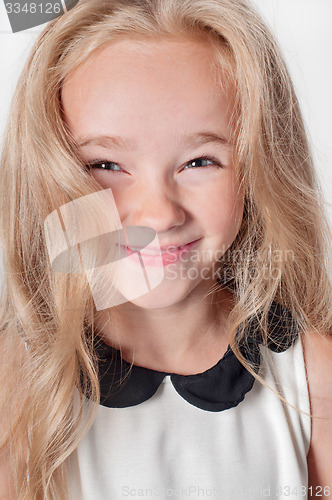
0, 447, 16, 499
301, 330, 332, 491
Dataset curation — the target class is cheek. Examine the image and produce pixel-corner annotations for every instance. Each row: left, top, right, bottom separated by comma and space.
88, 172, 128, 208
201, 180, 244, 235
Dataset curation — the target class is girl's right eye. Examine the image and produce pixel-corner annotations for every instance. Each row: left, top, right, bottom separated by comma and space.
87, 161, 123, 172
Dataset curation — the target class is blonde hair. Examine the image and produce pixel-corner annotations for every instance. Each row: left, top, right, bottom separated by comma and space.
0, 0, 331, 497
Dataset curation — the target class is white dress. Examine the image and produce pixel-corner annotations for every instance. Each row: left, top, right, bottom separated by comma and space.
66, 302, 311, 500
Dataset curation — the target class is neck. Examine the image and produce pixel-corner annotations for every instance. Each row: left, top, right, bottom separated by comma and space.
93, 286, 235, 375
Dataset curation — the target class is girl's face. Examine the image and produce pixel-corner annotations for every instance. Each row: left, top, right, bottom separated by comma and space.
62, 37, 244, 310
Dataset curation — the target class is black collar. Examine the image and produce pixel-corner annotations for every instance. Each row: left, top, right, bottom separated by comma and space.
91, 301, 299, 412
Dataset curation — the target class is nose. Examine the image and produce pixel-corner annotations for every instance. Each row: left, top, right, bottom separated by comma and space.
125, 182, 186, 233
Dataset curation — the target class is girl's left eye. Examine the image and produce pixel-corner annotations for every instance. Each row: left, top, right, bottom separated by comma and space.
182, 156, 222, 170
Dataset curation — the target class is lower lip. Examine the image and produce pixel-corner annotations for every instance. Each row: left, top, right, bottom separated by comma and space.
122, 239, 201, 266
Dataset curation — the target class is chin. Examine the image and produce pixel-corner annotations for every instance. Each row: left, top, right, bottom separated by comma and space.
126, 280, 196, 310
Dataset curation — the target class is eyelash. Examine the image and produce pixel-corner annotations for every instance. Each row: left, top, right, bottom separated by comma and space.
86, 155, 224, 173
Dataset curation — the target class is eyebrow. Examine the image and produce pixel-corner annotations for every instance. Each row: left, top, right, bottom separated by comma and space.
77, 131, 232, 150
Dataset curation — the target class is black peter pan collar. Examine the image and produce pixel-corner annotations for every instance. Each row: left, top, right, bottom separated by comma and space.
92, 302, 299, 412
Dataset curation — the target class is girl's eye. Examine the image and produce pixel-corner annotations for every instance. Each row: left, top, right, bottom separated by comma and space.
86, 161, 123, 172
182, 156, 222, 170
85, 156, 223, 173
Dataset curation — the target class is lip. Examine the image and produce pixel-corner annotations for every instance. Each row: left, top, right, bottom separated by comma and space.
128, 241, 197, 254
121, 238, 201, 266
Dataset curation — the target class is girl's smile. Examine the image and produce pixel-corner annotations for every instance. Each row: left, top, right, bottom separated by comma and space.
121, 237, 202, 266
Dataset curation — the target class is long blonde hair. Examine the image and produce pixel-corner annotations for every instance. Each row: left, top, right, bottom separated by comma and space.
0, 0, 331, 497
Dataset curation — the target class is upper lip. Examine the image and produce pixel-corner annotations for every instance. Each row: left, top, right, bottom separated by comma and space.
123, 238, 200, 253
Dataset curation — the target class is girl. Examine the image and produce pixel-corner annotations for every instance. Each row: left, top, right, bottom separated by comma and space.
0, 0, 331, 498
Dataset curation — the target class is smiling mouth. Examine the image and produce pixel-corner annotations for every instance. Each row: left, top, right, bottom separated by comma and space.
115, 239, 201, 268
124, 239, 201, 256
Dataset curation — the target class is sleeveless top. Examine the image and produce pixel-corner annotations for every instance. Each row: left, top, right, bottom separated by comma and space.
66, 302, 311, 499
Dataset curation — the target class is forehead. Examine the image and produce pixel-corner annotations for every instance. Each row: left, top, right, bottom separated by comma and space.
61, 37, 234, 144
